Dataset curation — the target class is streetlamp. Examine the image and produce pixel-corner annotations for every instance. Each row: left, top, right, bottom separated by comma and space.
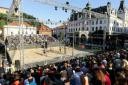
72, 10, 76, 58
63, 22, 67, 54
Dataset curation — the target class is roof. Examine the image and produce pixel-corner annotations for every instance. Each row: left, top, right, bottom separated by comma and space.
70, 12, 82, 21
0, 7, 8, 9
8, 21, 32, 27
37, 25, 52, 32
118, 0, 125, 12
57, 25, 65, 29
54, 25, 67, 30
91, 6, 107, 14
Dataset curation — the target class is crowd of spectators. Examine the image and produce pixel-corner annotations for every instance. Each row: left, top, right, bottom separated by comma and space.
0, 49, 128, 85
6, 34, 57, 49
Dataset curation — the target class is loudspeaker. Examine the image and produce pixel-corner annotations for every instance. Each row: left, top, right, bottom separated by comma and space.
15, 60, 21, 69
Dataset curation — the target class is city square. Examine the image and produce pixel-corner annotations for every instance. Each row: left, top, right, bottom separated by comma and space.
0, 0, 128, 85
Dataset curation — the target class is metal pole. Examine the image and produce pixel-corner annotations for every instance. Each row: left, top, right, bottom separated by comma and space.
59, 33, 61, 53
103, 14, 109, 50
64, 23, 66, 54
116, 36, 118, 51
72, 11, 75, 58
72, 31, 74, 57
18, 0, 22, 70
103, 29, 106, 50
21, 5, 25, 68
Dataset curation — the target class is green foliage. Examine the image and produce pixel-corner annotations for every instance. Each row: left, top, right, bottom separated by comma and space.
0, 13, 7, 20
23, 13, 36, 19
0, 13, 42, 27
0, 20, 7, 28
0, 13, 8, 28
23, 13, 41, 26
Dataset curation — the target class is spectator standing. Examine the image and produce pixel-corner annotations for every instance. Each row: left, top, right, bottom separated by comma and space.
70, 66, 83, 85
24, 72, 37, 85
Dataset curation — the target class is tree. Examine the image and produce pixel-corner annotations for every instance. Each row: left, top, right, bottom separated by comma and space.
0, 20, 7, 28
0, 13, 7, 20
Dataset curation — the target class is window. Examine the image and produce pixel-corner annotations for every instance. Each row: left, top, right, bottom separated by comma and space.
76, 23, 77, 26
100, 20, 102, 24
69, 29, 70, 32
110, 27, 112, 31
96, 19, 98, 24
104, 20, 106, 24
114, 21, 116, 24
112, 27, 114, 31
82, 27, 84, 31
114, 27, 116, 31
96, 27, 98, 30
117, 28, 119, 32
92, 21, 94, 25
87, 21, 88, 25
99, 26, 102, 30
104, 26, 107, 31
76, 28, 77, 31
120, 28, 122, 32
86, 27, 89, 31
73, 29, 75, 32
117, 22, 119, 26
92, 27, 94, 31
79, 28, 80, 31
71, 29, 72, 32
124, 28, 127, 32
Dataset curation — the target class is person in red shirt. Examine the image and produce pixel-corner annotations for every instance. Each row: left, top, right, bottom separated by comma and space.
38, 66, 43, 77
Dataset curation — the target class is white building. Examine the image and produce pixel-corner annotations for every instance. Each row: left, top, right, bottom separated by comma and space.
66, 0, 128, 48
3, 21, 37, 37
53, 25, 67, 39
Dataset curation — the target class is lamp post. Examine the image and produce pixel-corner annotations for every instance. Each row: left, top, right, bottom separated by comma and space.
63, 22, 67, 54
72, 10, 76, 58
72, 31, 74, 57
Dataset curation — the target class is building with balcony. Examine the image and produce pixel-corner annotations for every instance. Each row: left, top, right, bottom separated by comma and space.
53, 25, 67, 40
66, 0, 128, 49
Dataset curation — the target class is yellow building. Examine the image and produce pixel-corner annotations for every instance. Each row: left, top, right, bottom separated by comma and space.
0, 7, 19, 16
0, 7, 9, 14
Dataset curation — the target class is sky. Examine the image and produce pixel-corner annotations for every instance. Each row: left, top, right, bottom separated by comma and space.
0, 0, 128, 28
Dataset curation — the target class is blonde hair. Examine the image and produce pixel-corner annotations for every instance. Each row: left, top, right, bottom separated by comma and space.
96, 69, 105, 85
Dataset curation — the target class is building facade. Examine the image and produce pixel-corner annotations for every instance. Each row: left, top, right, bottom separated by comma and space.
0, 7, 19, 16
53, 25, 67, 40
3, 21, 37, 37
66, 0, 128, 49
0, 7, 9, 14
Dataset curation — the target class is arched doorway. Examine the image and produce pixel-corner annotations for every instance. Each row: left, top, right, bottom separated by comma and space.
80, 34, 86, 44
